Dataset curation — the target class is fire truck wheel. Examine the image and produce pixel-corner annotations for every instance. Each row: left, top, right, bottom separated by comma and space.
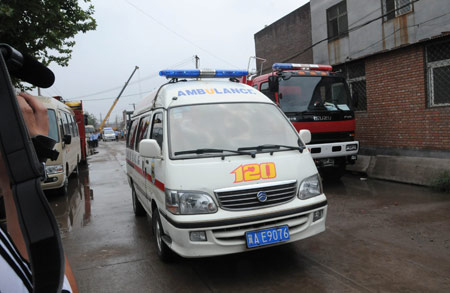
321, 164, 346, 182
152, 210, 173, 262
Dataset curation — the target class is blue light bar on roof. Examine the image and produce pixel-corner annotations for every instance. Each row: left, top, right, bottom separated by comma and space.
159, 69, 248, 79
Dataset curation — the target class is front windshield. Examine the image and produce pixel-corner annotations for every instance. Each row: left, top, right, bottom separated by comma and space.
278, 76, 351, 113
169, 103, 300, 158
104, 130, 114, 135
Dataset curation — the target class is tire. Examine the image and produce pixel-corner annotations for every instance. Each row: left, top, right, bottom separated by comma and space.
321, 163, 346, 182
132, 187, 146, 217
152, 210, 173, 262
56, 175, 68, 196
73, 162, 80, 177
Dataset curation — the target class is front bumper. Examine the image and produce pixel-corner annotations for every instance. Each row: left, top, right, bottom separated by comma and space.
158, 199, 327, 258
41, 173, 65, 190
308, 141, 359, 159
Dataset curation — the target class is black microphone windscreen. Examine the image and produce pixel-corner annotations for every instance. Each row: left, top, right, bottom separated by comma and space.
14, 54, 55, 88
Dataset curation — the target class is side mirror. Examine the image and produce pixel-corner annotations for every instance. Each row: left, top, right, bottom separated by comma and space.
63, 134, 72, 145
139, 139, 162, 158
268, 75, 279, 92
299, 129, 311, 144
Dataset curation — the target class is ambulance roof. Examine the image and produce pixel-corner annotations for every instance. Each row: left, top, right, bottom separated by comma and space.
133, 79, 273, 116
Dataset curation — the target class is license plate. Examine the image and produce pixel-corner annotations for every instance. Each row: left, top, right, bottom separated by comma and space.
245, 226, 290, 248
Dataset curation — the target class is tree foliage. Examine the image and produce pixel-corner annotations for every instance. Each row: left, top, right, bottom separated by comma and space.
0, 0, 97, 67
84, 111, 98, 128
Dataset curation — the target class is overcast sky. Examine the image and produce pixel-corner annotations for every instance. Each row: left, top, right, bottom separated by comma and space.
32, 0, 309, 125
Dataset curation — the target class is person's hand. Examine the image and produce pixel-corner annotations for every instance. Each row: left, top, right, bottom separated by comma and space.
16, 92, 49, 137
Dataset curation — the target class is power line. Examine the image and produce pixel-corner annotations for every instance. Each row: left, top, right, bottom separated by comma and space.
124, 0, 238, 68
280, 0, 421, 63
351, 11, 450, 57
68, 56, 194, 100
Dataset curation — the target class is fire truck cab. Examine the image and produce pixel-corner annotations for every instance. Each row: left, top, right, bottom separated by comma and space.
249, 63, 359, 180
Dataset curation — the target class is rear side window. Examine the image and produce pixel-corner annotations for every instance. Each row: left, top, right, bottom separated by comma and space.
260, 82, 276, 103
61, 112, 71, 136
136, 115, 151, 152
127, 119, 139, 149
48, 109, 59, 141
69, 114, 79, 137
150, 112, 164, 148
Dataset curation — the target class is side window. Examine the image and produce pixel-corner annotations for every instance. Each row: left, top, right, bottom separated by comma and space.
326, 0, 348, 40
69, 115, 79, 137
426, 40, 450, 107
260, 82, 276, 103
126, 119, 139, 149
150, 112, 163, 148
62, 112, 71, 136
135, 115, 151, 152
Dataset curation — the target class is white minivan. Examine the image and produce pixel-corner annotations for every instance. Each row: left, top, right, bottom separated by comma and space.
36, 96, 82, 195
126, 69, 327, 260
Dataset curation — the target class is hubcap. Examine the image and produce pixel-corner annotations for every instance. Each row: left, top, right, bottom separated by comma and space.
156, 220, 162, 251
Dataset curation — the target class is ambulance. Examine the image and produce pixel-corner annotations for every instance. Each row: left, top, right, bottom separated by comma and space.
126, 69, 327, 260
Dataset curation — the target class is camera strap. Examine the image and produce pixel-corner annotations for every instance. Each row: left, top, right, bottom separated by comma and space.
0, 46, 64, 292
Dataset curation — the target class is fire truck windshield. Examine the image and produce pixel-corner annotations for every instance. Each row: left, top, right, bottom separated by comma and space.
278, 76, 351, 113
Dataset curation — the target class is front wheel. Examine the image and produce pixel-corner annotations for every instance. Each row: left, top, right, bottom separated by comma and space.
320, 163, 346, 182
132, 187, 146, 217
152, 210, 173, 262
56, 175, 68, 195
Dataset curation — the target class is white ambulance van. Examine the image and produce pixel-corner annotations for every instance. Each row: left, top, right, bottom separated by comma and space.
126, 69, 327, 260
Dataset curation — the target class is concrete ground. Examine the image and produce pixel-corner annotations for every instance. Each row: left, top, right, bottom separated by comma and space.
48, 141, 450, 292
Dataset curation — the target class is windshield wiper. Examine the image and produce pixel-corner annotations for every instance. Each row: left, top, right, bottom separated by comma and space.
174, 148, 255, 158
238, 144, 305, 154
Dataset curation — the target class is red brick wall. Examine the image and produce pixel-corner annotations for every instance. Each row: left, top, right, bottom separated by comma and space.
356, 45, 450, 152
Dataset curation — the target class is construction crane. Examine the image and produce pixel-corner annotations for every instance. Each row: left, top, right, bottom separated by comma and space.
99, 66, 139, 131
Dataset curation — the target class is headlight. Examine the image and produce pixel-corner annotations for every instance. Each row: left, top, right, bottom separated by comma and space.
298, 174, 322, 199
165, 189, 218, 215
346, 143, 358, 151
45, 164, 64, 175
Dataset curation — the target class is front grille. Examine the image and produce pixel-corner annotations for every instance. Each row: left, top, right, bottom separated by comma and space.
215, 180, 297, 211
311, 131, 354, 144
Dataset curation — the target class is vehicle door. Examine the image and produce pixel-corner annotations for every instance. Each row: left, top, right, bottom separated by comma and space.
134, 115, 152, 207
60, 111, 72, 175
126, 118, 140, 189
144, 111, 165, 210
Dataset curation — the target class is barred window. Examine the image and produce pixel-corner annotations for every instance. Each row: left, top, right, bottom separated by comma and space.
335, 61, 367, 111
427, 41, 450, 107
382, 0, 413, 22
327, 1, 348, 40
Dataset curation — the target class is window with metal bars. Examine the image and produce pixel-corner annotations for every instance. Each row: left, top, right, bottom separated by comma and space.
382, 0, 413, 21
334, 61, 367, 111
326, 1, 348, 40
426, 40, 450, 107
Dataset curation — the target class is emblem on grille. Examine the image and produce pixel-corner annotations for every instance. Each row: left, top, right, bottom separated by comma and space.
256, 191, 267, 202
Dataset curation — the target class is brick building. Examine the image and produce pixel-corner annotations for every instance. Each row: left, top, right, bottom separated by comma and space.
255, 0, 450, 185
254, 3, 313, 73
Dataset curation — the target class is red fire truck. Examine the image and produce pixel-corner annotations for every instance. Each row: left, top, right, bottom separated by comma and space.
63, 99, 88, 164
247, 63, 359, 180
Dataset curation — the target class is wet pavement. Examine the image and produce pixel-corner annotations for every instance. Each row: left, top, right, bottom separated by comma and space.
48, 141, 450, 292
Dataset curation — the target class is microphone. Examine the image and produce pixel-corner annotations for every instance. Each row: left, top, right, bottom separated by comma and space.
0, 43, 55, 88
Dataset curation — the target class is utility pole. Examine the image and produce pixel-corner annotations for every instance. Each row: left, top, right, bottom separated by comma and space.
195, 55, 200, 69
129, 103, 136, 110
